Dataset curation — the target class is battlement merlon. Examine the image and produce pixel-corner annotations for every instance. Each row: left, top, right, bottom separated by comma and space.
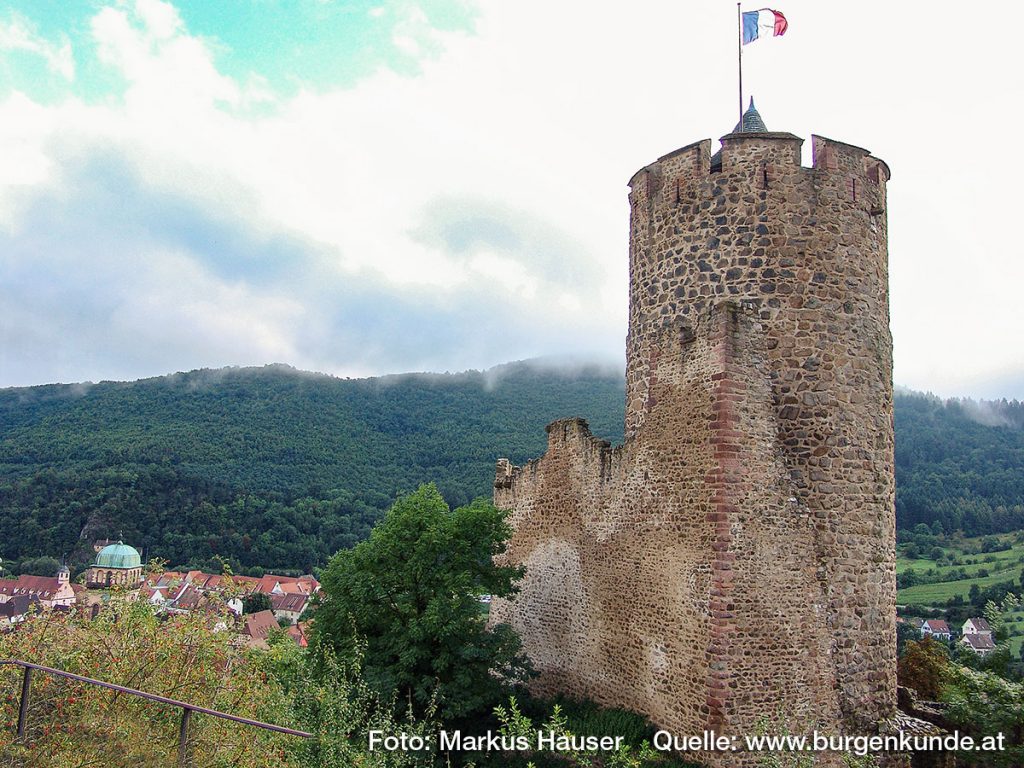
543, 417, 612, 451
494, 457, 516, 490
718, 131, 803, 172
812, 134, 891, 182
494, 418, 618, 502
627, 133, 890, 202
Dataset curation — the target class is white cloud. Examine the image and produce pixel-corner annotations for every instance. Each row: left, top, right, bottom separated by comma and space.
391, 4, 432, 57
0, 12, 75, 80
91, 1, 239, 109
107, 248, 306, 363
0, 0, 1022, 397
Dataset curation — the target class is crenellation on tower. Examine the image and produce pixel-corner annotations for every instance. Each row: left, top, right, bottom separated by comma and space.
654, 138, 714, 176
717, 131, 803, 173
491, 103, 899, 767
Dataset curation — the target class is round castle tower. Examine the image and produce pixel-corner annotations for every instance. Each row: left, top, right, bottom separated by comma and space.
625, 101, 895, 729
492, 102, 898, 765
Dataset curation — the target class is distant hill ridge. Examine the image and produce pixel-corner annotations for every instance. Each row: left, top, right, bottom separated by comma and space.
0, 361, 1022, 573
0, 360, 626, 495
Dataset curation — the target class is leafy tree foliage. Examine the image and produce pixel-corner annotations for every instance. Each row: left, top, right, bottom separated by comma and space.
243, 592, 273, 614
0, 597, 435, 768
944, 666, 1024, 766
0, 363, 624, 502
312, 484, 532, 721
489, 696, 689, 768
896, 622, 921, 656
0, 363, 623, 571
12, 556, 61, 577
0, 595, 292, 766
897, 637, 950, 700
895, 392, 1024, 535
0, 465, 380, 573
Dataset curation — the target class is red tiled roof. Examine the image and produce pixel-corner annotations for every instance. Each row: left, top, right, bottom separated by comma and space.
141, 586, 169, 601
962, 633, 996, 651
923, 620, 950, 633
230, 576, 261, 591
0, 575, 62, 598
158, 571, 311, 594
285, 623, 308, 647
254, 574, 319, 595
270, 593, 308, 614
145, 570, 318, 599
189, 573, 225, 590
145, 572, 183, 589
243, 610, 279, 641
169, 583, 204, 611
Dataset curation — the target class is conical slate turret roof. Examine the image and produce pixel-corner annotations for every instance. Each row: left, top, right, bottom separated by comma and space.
732, 97, 767, 133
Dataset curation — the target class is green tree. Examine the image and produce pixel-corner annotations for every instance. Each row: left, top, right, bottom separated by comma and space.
15, 556, 61, 577
944, 666, 1024, 766
243, 592, 273, 614
311, 484, 532, 721
897, 638, 950, 699
0, 595, 292, 766
896, 622, 921, 656
0, 594, 436, 768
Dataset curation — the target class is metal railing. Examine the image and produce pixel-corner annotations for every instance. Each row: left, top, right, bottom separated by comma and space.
0, 659, 311, 767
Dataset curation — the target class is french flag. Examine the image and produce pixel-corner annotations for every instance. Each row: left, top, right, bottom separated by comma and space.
742, 8, 788, 44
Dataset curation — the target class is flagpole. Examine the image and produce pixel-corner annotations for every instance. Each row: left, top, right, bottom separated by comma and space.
737, 3, 743, 130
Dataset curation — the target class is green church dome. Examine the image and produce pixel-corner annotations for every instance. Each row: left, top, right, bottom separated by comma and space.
94, 541, 142, 570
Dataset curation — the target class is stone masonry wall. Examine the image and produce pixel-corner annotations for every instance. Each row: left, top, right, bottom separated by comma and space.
491, 132, 896, 766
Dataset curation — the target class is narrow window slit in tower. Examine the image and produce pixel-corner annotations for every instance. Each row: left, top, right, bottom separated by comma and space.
762, 164, 769, 190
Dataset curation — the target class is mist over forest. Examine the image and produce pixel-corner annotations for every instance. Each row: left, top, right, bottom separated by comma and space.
1, 361, 1021, 573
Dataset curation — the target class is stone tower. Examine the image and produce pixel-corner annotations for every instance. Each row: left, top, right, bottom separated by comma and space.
491, 102, 896, 766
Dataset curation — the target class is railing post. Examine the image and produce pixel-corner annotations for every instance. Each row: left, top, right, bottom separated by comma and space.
16, 666, 33, 742
177, 707, 193, 768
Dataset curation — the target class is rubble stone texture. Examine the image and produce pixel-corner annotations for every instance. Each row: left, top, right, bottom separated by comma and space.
491, 130, 897, 767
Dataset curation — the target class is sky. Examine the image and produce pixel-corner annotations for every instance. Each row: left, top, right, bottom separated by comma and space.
0, 0, 1021, 399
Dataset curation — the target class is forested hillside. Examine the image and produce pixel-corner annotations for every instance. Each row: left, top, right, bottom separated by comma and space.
895, 391, 1024, 535
0, 363, 1021, 573
0, 361, 623, 572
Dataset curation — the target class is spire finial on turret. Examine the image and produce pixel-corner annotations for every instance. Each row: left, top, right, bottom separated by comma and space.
733, 97, 767, 133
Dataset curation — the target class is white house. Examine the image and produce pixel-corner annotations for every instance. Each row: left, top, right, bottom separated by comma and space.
961, 632, 996, 657
962, 617, 993, 638
0, 567, 76, 609
920, 619, 951, 640
270, 593, 308, 625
